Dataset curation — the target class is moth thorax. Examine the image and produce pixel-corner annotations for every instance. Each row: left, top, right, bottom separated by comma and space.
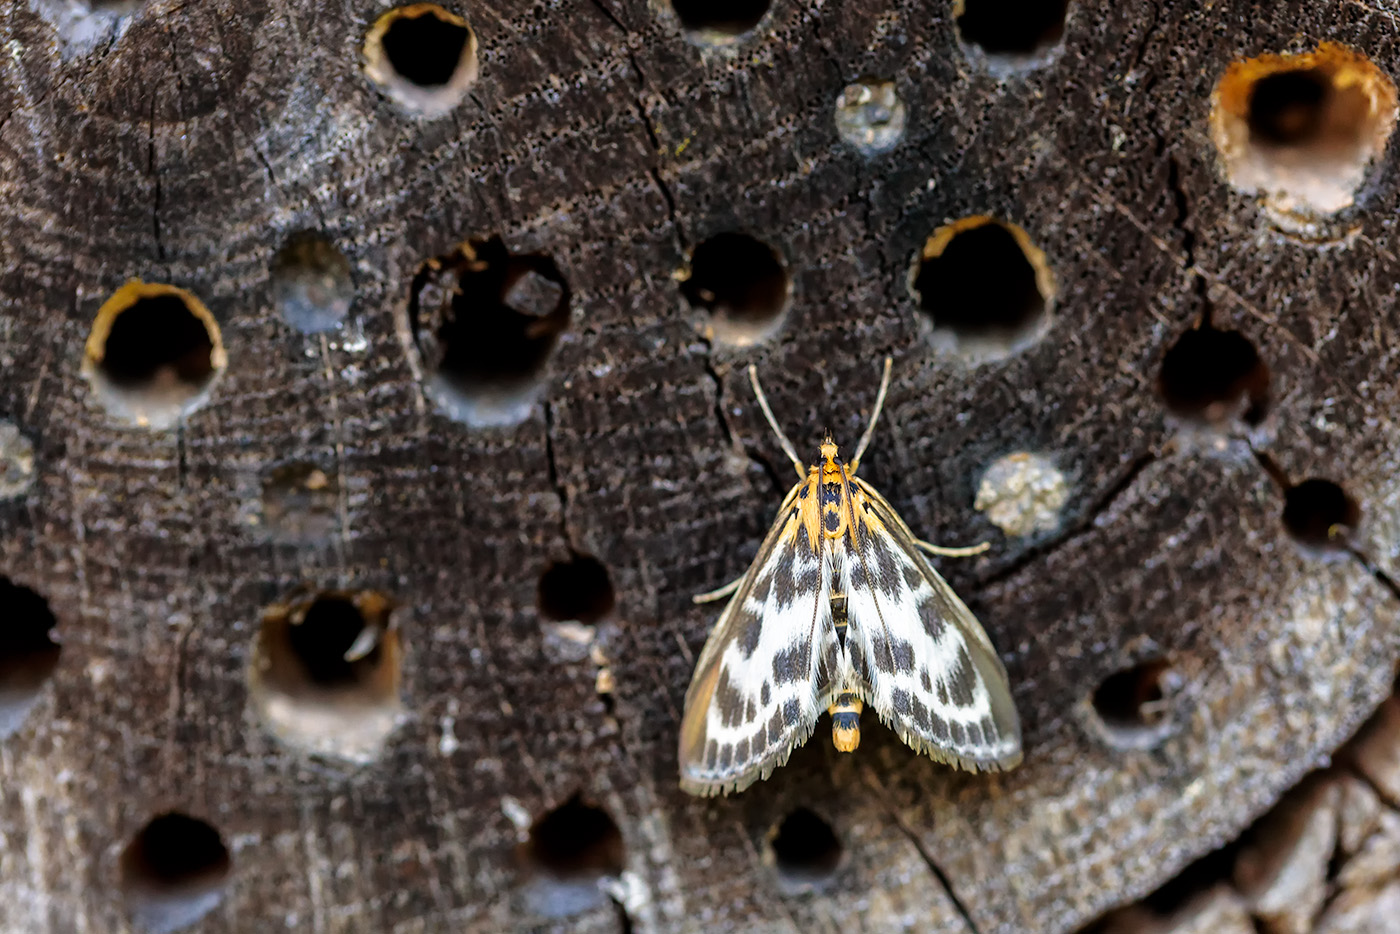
829, 693, 863, 753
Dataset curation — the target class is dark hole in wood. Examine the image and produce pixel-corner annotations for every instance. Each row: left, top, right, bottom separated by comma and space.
409, 236, 570, 426
670, 0, 770, 38
379, 7, 470, 87
1092, 658, 1172, 734
538, 555, 615, 625
0, 578, 61, 737
914, 222, 1045, 343
771, 807, 841, 884
251, 591, 401, 762
123, 813, 231, 890
681, 232, 789, 345
1081, 834, 1244, 931
0, 578, 59, 671
527, 793, 625, 879
1142, 837, 1240, 913
270, 232, 354, 334
100, 295, 215, 390
955, 0, 1069, 58
1158, 325, 1269, 425
121, 812, 231, 934
1282, 478, 1359, 549
1248, 69, 1330, 146
287, 595, 378, 687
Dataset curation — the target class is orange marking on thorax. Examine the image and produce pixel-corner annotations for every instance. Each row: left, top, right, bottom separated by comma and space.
819, 438, 851, 542
795, 438, 869, 550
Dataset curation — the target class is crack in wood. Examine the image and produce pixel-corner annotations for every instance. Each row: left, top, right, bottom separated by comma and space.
864, 769, 983, 934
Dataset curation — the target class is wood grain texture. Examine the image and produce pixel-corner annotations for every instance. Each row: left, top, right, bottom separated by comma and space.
2, 0, 1400, 931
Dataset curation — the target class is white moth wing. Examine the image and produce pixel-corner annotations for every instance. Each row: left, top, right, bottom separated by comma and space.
840, 477, 1022, 770
678, 480, 839, 796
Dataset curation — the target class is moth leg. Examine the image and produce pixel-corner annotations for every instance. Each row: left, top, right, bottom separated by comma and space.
914, 539, 990, 558
692, 577, 744, 604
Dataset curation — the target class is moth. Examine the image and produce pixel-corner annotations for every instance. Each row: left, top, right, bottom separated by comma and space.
678, 358, 1022, 796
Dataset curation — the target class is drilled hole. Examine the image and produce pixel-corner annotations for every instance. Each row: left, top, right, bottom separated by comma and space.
409, 236, 570, 428
271, 232, 354, 334
1250, 70, 1329, 145
1091, 658, 1179, 747
364, 4, 479, 117
120, 812, 231, 934
538, 555, 615, 625
834, 78, 908, 155
770, 807, 842, 890
954, 0, 1069, 63
669, 0, 770, 44
259, 463, 340, 544
0, 578, 61, 740
911, 216, 1055, 361
1211, 43, 1398, 220
248, 590, 402, 763
1283, 478, 1359, 550
82, 281, 225, 430
522, 793, 624, 916
528, 794, 625, 878
681, 232, 790, 347
1158, 325, 1270, 426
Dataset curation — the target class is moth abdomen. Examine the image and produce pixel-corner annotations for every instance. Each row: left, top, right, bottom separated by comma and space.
829, 692, 863, 752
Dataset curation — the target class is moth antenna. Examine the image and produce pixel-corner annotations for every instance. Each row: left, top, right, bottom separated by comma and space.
748, 364, 806, 478
850, 356, 893, 472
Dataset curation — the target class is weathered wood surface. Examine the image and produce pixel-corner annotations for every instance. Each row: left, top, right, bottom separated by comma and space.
2, 0, 1400, 932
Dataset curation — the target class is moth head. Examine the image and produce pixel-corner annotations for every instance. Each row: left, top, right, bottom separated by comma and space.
819, 434, 839, 466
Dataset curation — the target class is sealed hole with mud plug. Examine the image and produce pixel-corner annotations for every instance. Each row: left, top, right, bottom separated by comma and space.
1282, 478, 1359, 552
0, 577, 61, 739
259, 462, 340, 545
0, 421, 35, 500
834, 78, 908, 154
769, 807, 842, 891
521, 793, 625, 917
364, 4, 479, 117
537, 554, 615, 625
1210, 43, 1398, 222
409, 236, 570, 428
82, 281, 225, 430
1089, 657, 1182, 750
1158, 324, 1269, 427
120, 812, 231, 934
270, 232, 355, 334
975, 451, 1069, 538
954, 0, 1069, 67
669, 0, 770, 45
910, 216, 1055, 362
681, 232, 791, 347
248, 590, 403, 763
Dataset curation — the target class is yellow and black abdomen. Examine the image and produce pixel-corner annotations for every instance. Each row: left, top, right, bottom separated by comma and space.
829, 692, 863, 752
